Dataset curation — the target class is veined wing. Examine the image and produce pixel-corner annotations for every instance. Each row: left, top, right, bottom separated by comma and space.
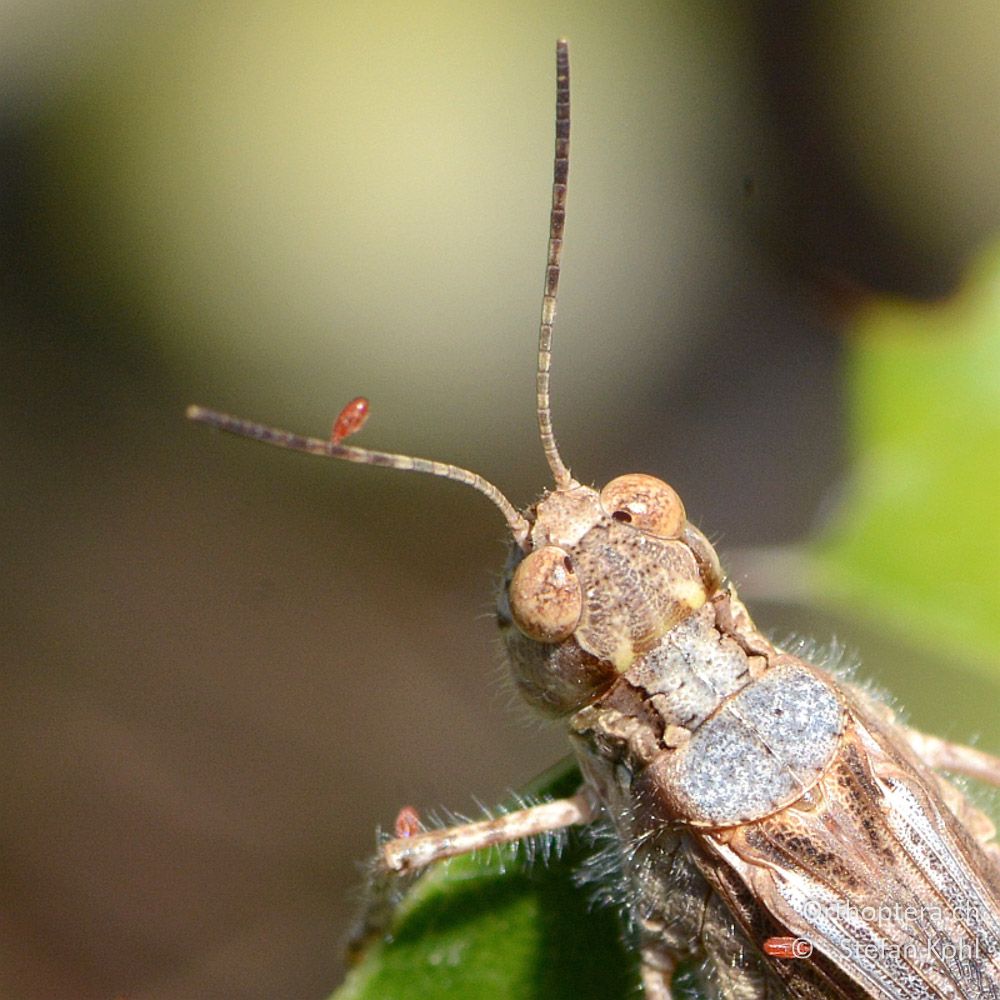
697, 686, 1000, 999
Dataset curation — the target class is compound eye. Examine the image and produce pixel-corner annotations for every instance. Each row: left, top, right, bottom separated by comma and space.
508, 546, 583, 644
600, 473, 685, 539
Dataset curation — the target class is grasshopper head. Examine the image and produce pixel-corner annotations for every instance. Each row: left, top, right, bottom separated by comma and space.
498, 475, 723, 715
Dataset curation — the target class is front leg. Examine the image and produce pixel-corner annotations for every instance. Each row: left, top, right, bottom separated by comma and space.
380, 791, 593, 873
347, 790, 594, 965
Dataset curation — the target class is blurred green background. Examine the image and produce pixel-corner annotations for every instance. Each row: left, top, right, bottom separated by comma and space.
2, 3, 999, 999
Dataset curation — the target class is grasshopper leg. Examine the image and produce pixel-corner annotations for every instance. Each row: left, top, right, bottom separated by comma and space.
849, 682, 1000, 787
347, 791, 595, 964
903, 727, 1000, 787
639, 951, 676, 1000
380, 790, 593, 873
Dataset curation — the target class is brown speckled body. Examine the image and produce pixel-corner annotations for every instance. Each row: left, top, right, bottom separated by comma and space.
500, 482, 1000, 999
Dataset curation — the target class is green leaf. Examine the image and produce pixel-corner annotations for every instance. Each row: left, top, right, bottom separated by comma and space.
813, 244, 1000, 683
331, 760, 637, 1000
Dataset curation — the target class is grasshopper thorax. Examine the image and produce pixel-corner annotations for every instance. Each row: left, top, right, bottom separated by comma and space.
498, 475, 724, 716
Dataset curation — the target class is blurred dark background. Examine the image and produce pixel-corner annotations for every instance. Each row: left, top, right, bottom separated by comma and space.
3, 3, 1000, 998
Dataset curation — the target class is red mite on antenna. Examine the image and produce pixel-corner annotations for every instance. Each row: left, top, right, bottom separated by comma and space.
331, 396, 370, 444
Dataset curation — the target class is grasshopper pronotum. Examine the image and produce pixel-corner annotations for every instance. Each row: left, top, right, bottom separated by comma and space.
191, 40, 1000, 1000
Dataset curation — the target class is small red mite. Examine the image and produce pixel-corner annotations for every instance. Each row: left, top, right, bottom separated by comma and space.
330, 396, 370, 444
393, 805, 422, 839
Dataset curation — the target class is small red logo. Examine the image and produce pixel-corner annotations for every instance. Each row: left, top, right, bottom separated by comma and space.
763, 936, 813, 960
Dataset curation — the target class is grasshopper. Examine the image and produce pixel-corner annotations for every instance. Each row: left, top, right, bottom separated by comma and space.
190, 40, 1000, 1000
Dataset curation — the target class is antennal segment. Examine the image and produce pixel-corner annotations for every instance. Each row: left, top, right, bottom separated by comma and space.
187, 405, 530, 546
536, 38, 576, 492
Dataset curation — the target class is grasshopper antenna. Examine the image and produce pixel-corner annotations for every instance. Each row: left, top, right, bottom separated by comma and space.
188, 42, 583, 546
536, 38, 577, 493
187, 402, 530, 547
